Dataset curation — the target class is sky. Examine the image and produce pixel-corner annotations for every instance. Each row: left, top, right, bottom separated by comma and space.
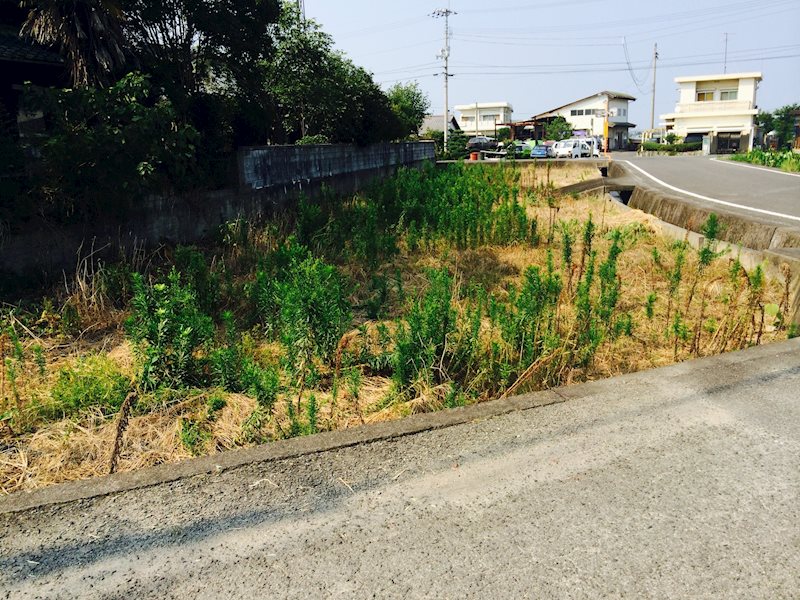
304, 0, 800, 131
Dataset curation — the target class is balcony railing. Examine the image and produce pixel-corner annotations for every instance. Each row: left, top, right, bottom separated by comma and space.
675, 100, 753, 114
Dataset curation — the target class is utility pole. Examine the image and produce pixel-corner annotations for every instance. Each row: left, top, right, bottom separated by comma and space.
650, 43, 658, 131
297, 0, 305, 20
723, 33, 728, 73
432, 8, 455, 147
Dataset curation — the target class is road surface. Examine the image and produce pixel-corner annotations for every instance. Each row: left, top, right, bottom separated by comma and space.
2, 339, 800, 598
619, 154, 800, 229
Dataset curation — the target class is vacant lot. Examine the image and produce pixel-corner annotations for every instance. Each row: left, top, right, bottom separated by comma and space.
1, 162, 792, 493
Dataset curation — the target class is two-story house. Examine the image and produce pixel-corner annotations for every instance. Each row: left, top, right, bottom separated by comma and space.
454, 102, 513, 137
530, 91, 636, 149
660, 72, 762, 153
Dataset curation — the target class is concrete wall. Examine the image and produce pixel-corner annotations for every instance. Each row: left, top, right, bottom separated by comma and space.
0, 142, 435, 282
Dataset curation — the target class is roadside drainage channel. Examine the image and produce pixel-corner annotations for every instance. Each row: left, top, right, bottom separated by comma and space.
601, 161, 800, 325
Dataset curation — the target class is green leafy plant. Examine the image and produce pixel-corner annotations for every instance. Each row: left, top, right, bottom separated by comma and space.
126, 270, 214, 390
44, 355, 130, 420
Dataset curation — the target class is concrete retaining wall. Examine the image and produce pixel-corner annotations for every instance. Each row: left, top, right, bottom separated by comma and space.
605, 161, 800, 324
0, 142, 435, 282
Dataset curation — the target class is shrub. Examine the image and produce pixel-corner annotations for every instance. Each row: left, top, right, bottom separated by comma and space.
25, 73, 198, 222
642, 141, 702, 153
277, 253, 352, 370
393, 268, 455, 388
126, 270, 214, 390
730, 150, 800, 173
44, 355, 130, 420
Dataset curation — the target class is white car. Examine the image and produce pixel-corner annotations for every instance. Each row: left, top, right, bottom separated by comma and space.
553, 139, 591, 158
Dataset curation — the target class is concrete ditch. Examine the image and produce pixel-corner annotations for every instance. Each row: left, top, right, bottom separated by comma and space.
600, 161, 800, 325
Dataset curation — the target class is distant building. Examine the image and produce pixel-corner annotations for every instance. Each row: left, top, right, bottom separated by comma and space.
454, 102, 513, 137
530, 91, 636, 149
660, 72, 762, 153
419, 114, 460, 135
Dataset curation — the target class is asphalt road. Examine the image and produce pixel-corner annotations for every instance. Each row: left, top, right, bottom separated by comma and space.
619, 154, 800, 228
2, 339, 800, 599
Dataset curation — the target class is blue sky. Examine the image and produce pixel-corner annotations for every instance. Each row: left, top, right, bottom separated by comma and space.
305, 0, 800, 131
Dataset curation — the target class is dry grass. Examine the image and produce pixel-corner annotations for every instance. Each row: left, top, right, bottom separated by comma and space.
0, 190, 788, 495
516, 162, 599, 189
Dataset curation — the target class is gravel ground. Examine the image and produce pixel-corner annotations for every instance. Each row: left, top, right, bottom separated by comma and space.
2, 339, 799, 599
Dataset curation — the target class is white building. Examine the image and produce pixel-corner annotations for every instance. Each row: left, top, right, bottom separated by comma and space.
454, 102, 513, 137
531, 91, 636, 149
660, 72, 762, 153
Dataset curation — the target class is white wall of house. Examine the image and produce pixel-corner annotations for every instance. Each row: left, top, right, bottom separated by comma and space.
660, 72, 762, 151
455, 102, 513, 136
543, 93, 634, 148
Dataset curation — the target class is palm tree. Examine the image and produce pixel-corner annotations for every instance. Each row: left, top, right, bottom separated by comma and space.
20, 0, 127, 87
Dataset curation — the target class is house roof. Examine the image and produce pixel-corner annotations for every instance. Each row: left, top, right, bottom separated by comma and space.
674, 72, 762, 83
420, 114, 461, 133
530, 91, 636, 120
0, 29, 62, 65
454, 102, 513, 111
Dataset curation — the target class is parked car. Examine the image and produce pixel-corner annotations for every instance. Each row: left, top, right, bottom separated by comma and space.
503, 140, 531, 158
530, 145, 550, 159
553, 139, 591, 158
466, 136, 497, 151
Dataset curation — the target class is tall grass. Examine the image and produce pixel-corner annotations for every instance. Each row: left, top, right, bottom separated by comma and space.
0, 163, 790, 493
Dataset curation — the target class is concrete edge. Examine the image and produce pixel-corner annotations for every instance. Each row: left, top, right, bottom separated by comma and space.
4, 338, 799, 515
0, 389, 565, 515
604, 188, 800, 325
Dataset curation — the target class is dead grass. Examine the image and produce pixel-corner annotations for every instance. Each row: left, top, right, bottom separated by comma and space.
0, 190, 788, 495
516, 162, 599, 189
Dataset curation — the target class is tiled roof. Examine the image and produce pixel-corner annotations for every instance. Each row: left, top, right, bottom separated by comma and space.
0, 29, 62, 64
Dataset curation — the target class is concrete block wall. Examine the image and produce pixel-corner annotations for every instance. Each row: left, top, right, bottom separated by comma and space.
0, 142, 435, 283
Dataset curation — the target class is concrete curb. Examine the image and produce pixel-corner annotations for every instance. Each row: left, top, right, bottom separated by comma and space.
0, 389, 565, 515
4, 339, 799, 515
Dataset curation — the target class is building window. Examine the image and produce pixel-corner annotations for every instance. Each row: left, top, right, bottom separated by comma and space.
570, 109, 578, 116
696, 91, 714, 102
720, 89, 738, 101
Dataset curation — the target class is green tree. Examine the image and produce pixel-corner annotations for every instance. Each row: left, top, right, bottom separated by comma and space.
446, 130, 469, 160
21, 0, 126, 87
387, 82, 430, 139
123, 0, 280, 105
264, 3, 400, 145
545, 116, 574, 141
496, 127, 511, 142
772, 103, 800, 149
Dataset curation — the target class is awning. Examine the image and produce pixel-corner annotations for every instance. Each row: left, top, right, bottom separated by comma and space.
610, 122, 636, 128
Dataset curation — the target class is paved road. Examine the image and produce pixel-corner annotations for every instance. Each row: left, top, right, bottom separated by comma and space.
618, 153, 800, 228
2, 339, 800, 599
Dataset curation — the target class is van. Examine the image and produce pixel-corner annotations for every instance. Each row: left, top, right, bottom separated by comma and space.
553, 139, 592, 159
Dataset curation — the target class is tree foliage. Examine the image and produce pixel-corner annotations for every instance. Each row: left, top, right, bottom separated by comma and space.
387, 82, 430, 139
771, 104, 800, 149
264, 3, 401, 145
545, 116, 573, 141
27, 73, 198, 220
21, 0, 126, 87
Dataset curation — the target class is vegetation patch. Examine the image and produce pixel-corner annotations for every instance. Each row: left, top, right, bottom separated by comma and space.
0, 163, 792, 493
730, 150, 800, 173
